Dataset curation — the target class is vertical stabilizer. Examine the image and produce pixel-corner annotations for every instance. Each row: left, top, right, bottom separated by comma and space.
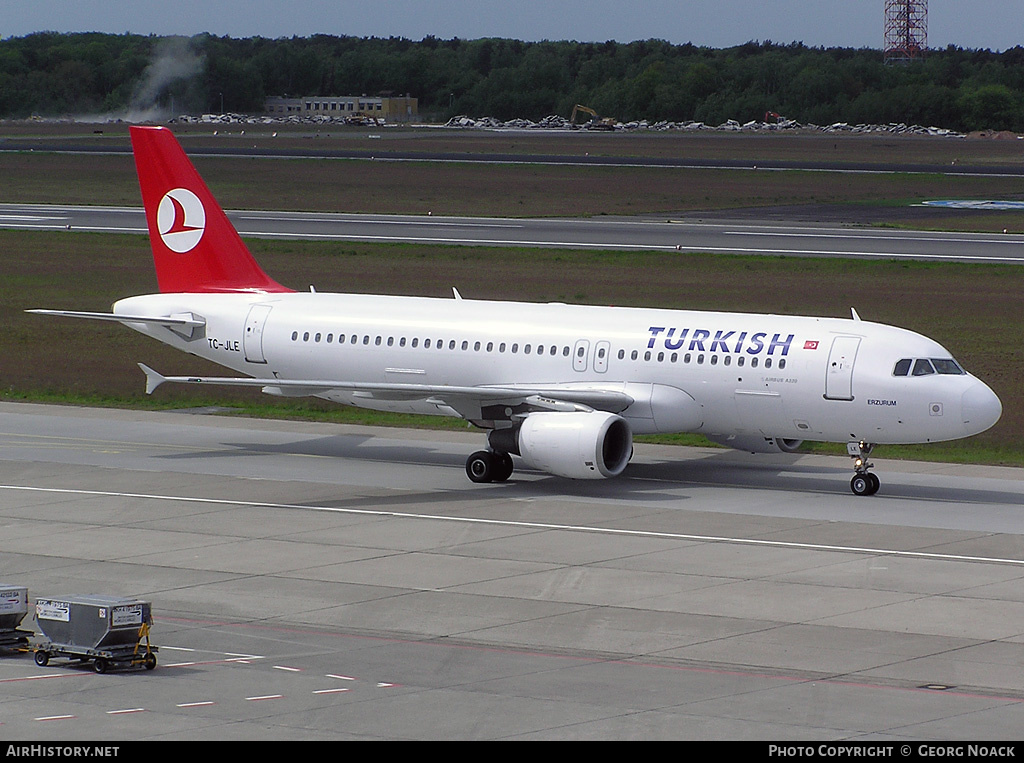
129, 125, 292, 294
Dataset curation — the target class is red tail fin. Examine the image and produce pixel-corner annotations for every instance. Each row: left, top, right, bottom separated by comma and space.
130, 125, 292, 294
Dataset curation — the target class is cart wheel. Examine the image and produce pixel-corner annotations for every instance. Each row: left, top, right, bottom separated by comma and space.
144, 653, 157, 670
94, 657, 109, 674
34, 650, 49, 667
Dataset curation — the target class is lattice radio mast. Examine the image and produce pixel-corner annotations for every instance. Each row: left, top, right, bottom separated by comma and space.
884, 0, 928, 64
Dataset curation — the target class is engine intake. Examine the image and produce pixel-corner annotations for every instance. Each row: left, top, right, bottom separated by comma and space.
488, 411, 632, 479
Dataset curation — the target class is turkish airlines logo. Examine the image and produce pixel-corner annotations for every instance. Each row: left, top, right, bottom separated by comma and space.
157, 188, 205, 253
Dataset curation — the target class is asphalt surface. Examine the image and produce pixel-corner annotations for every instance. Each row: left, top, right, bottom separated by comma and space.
3, 202, 1024, 264
2, 137, 1024, 177
1, 402, 1022, 740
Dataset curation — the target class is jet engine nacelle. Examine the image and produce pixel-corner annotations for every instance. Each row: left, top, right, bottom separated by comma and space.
706, 433, 803, 454
490, 411, 633, 479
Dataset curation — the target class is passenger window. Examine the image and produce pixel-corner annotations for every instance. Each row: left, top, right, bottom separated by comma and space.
710, 355, 718, 365
303, 332, 310, 342
618, 349, 625, 360
644, 351, 652, 361
737, 356, 744, 367
724, 355, 731, 366
913, 359, 935, 376
764, 358, 771, 368
779, 359, 786, 369
893, 359, 912, 376
631, 350, 638, 360
537, 345, 544, 355
327, 334, 333, 343
751, 357, 758, 368
291, 331, 298, 341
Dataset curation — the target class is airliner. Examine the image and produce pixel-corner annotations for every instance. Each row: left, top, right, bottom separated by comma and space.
30, 125, 1002, 495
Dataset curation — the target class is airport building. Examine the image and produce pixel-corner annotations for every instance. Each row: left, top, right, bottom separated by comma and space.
264, 95, 418, 122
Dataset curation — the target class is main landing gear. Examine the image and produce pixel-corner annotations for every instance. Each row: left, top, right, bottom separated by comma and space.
847, 440, 880, 496
466, 450, 514, 483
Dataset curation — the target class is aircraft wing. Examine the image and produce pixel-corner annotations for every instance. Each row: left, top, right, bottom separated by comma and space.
138, 364, 634, 418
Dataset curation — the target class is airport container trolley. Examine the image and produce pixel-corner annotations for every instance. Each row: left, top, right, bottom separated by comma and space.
0, 585, 33, 650
33, 595, 157, 673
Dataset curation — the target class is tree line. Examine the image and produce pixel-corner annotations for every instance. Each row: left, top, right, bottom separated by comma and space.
1, 32, 1022, 131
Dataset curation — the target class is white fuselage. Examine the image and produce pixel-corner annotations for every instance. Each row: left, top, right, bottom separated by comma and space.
114, 291, 1001, 446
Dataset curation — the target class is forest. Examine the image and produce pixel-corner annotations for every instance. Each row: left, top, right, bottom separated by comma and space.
1, 31, 1022, 131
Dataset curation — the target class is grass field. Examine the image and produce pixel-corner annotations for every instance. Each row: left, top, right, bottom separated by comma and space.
2, 125, 1024, 229
1, 125, 1022, 465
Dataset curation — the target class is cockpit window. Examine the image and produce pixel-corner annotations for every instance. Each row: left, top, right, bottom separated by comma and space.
912, 359, 936, 376
931, 358, 965, 375
897, 357, 966, 377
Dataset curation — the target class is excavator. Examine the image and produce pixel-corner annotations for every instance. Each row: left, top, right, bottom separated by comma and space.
570, 104, 616, 130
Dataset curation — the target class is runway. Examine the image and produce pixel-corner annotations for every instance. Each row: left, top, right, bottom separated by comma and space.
2, 202, 1024, 263
1, 401, 1022, 740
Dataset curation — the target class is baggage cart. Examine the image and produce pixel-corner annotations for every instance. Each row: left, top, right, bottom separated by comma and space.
0, 586, 33, 650
33, 595, 157, 673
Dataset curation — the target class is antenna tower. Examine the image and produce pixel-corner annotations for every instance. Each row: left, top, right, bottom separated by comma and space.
884, 0, 927, 64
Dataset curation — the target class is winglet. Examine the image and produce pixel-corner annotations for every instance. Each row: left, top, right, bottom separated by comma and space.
138, 363, 167, 395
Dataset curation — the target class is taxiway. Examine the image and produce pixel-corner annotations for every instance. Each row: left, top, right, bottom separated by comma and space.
1, 402, 1022, 739
2, 202, 1024, 263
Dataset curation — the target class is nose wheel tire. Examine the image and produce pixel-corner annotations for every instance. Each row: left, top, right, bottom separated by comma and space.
850, 472, 880, 496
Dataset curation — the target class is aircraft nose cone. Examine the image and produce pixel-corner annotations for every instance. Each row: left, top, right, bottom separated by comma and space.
962, 381, 1002, 436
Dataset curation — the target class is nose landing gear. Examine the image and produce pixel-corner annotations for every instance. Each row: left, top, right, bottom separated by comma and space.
847, 441, 880, 496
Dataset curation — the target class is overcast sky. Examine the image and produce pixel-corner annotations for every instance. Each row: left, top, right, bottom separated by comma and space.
2, 1, 1021, 51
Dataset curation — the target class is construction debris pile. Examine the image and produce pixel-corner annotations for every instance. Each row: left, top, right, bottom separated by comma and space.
170, 112, 385, 126
444, 114, 966, 137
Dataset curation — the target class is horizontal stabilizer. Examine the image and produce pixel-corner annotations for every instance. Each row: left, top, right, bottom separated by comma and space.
27, 309, 205, 329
